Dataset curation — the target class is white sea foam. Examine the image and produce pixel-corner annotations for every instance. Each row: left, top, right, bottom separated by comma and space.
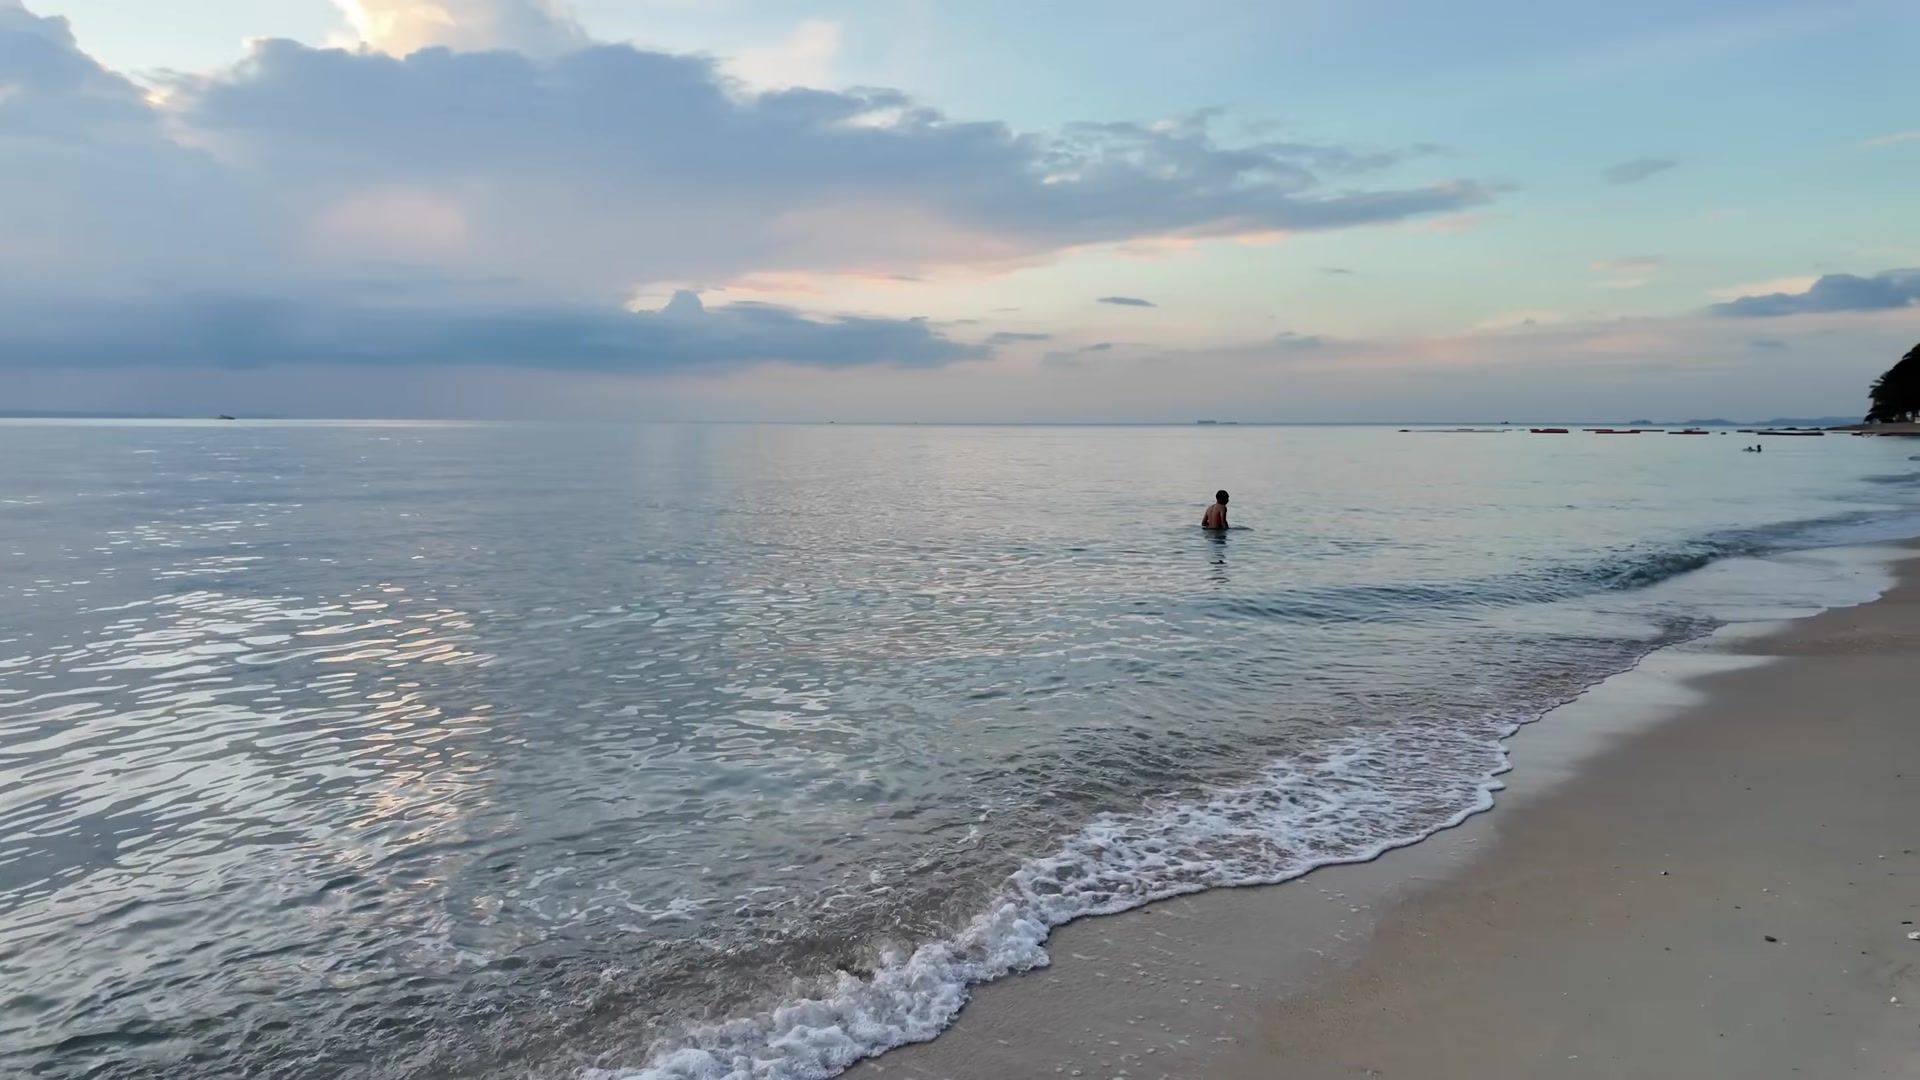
590, 537, 1920, 1080
588, 720, 1523, 1080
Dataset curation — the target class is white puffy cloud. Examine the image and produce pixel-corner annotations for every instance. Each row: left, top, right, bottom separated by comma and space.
723, 18, 842, 91
332, 0, 587, 57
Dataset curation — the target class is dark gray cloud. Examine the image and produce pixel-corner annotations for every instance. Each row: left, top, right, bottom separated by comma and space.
1602, 157, 1678, 185
1748, 338, 1788, 350
1099, 296, 1156, 307
984, 331, 1052, 345
1321, 266, 1356, 275
0, 290, 982, 370
1710, 269, 1920, 317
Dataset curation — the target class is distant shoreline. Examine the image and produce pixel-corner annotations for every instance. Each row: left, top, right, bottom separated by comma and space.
1, 415, 1894, 429
0, 411, 286, 421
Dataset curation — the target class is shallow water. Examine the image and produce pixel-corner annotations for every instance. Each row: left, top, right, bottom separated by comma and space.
2, 421, 1916, 1078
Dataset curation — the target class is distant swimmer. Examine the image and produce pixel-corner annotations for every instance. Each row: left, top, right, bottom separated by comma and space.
1201, 490, 1230, 529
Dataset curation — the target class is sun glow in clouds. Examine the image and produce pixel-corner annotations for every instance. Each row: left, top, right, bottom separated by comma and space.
1, 0, 1915, 420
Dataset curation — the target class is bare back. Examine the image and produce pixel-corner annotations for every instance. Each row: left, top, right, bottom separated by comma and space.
1201, 503, 1228, 529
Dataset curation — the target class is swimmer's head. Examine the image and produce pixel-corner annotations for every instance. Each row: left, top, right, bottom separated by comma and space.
1216, 490, 1229, 504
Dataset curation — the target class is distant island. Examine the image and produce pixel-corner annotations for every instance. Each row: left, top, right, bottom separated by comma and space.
1440, 416, 1864, 430
1598, 416, 1862, 429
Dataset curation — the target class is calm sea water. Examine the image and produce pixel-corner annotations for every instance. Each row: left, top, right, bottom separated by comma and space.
3, 421, 1917, 1078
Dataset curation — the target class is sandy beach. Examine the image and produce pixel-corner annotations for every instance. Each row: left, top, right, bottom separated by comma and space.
859, 546, 1920, 1080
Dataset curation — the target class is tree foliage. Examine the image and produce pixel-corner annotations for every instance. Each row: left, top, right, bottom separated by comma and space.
1866, 342, 1920, 423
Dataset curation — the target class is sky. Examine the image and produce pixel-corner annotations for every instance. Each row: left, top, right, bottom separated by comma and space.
2, 0, 1917, 421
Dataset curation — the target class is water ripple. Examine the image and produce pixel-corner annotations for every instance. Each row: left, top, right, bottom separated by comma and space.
0, 421, 1913, 1077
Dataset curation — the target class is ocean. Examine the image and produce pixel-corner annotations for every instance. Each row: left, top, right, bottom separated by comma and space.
3, 420, 1917, 1078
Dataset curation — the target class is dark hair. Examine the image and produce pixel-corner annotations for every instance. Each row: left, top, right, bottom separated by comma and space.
1216, 490, 1229, 503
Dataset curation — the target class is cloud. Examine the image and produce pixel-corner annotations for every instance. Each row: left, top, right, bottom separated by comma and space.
157, 41, 1489, 290
984, 331, 1051, 345
1098, 296, 1156, 307
1709, 268, 1920, 317
1591, 255, 1664, 274
0, 2, 133, 108
0, 3, 270, 283
0, 289, 983, 371
1272, 331, 1328, 350
332, 0, 588, 58
1709, 275, 1819, 302
1040, 340, 1119, 369
1321, 266, 1356, 275
1749, 338, 1788, 350
0, 2, 1490, 376
1602, 157, 1678, 184
1860, 130, 1920, 149
724, 18, 841, 91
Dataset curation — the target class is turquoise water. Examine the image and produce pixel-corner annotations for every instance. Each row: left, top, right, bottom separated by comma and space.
2, 421, 1916, 1078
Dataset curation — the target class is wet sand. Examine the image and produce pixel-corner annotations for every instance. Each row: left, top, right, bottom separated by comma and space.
858, 547, 1920, 1079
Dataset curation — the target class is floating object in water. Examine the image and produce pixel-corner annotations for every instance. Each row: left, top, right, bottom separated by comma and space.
1529, 427, 1569, 434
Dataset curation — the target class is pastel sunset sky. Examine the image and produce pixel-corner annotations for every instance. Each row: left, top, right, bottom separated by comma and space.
4, 0, 1917, 419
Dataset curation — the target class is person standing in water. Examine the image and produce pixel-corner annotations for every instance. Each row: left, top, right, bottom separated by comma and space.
1201, 490, 1229, 529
